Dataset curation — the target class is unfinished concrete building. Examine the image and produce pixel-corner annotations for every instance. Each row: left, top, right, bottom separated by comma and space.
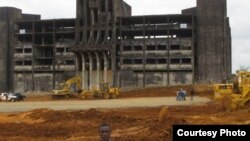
0, 0, 231, 92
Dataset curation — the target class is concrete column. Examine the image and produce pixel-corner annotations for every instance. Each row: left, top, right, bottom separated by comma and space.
80, 52, 88, 90
75, 54, 79, 74
88, 9, 95, 44
87, 52, 93, 90
95, 52, 100, 89
102, 51, 108, 83
75, 0, 80, 44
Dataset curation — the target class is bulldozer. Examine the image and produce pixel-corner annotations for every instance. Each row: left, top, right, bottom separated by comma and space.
214, 70, 250, 111
80, 82, 119, 99
52, 75, 82, 99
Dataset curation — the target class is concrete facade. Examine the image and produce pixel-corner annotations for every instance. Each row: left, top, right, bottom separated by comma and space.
0, 0, 231, 92
0, 7, 22, 92
196, 0, 231, 83
14, 19, 76, 92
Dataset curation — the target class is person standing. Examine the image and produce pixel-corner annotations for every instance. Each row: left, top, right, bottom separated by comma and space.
99, 123, 112, 141
182, 90, 187, 101
190, 88, 194, 101
176, 90, 180, 101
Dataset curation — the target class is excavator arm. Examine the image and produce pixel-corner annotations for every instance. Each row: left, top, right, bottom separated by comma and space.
52, 75, 82, 98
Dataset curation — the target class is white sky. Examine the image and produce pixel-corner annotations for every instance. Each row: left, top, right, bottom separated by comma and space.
0, 0, 249, 73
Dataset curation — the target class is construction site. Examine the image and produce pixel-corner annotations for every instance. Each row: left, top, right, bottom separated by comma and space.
0, 0, 249, 141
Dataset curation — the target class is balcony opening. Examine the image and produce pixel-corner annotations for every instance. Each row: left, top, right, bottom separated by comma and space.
123, 46, 132, 51
171, 58, 180, 64
134, 59, 142, 64
171, 45, 180, 50
182, 58, 191, 64
15, 61, 23, 66
24, 48, 32, 53
15, 48, 23, 53
123, 59, 132, 64
157, 45, 166, 50
24, 61, 32, 66
158, 59, 167, 64
146, 59, 156, 64
146, 45, 156, 51
134, 45, 142, 51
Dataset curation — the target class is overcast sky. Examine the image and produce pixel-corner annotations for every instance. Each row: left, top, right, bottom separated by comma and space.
0, 0, 249, 73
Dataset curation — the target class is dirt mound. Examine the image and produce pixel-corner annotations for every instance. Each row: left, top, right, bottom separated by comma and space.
0, 85, 249, 141
0, 103, 250, 141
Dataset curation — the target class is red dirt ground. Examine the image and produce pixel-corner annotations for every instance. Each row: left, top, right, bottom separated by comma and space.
0, 84, 249, 141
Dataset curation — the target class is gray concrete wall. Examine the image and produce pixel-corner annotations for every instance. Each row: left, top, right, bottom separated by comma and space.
182, 7, 197, 15
14, 72, 80, 92
14, 73, 33, 92
196, 0, 231, 83
0, 7, 21, 92
21, 14, 40, 21
34, 74, 53, 91
169, 72, 192, 85
0, 21, 8, 92
120, 70, 193, 89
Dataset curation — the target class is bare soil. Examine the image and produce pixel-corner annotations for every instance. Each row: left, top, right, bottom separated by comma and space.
0, 84, 249, 141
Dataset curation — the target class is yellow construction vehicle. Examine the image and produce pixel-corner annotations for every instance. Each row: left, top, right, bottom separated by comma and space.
52, 75, 82, 99
214, 70, 250, 111
80, 82, 119, 99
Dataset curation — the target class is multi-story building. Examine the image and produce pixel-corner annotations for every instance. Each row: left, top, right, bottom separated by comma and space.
0, 0, 231, 92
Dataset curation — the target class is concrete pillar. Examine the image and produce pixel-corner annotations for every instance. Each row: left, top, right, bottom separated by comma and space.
102, 51, 108, 83
80, 52, 88, 90
95, 51, 100, 89
87, 52, 93, 90
75, 54, 80, 74
0, 7, 22, 92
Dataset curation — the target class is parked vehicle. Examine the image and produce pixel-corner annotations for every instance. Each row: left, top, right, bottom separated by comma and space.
0, 92, 26, 102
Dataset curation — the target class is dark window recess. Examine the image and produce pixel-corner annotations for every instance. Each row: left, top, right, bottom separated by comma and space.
24, 61, 32, 65
24, 48, 32, 53
15, 61, 23, 66
185, 46, 192, 50
158, 45, 166, 50
158, 59, 166, 64
56, 48, 64, 53
123, 59, 132, 64
182, 58, 191, 64
44, 48, 53, 57
171, 45, 180, 50
171, 58, 180, 64
39, 60, 53, 65
15, 48, 23, 53
65, 60, 75, 65
134, 45, 142, 51
146, 59, 156, 64
134, 59, 142, 64
123, 46, 132, 51
101, 0, 105, 12
147, 45, 156, 50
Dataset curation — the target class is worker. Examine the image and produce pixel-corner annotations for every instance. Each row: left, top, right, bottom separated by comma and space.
190, 89, 194, 101
176, 90, 180, 101
178, 88, 184, 101
182, 90, 187, 101
99, 123, 112, 141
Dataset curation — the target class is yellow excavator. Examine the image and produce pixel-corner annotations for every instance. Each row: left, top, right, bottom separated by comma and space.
52, 75, 82, 99
80, 82, 119, 99
214, 70, 250, 111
